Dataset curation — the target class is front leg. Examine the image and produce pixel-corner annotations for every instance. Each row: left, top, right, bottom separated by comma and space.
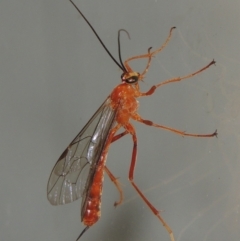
140, 60, 216, 97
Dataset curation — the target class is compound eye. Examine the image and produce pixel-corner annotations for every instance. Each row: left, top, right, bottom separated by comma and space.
121, 73, 125, 81
125, 75, 139, 84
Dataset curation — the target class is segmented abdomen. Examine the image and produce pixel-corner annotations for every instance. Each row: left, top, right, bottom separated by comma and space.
82, 157, 105, 226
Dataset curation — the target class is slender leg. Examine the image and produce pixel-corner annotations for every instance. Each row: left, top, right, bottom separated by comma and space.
140, 47, 153, 77
111, 130, 129, 143
132, 114, 217, 137
124, 27, 176, 73
124, 122, 175, 241
140, 60, 216, 96
104, 166, 123, 206
104, 130, 129, 206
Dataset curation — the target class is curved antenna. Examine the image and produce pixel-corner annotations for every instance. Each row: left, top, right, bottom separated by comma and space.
69, 0, 125, 71
118, 29, 131, 72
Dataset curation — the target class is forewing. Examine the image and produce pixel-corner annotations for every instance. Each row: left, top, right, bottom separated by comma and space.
47, 98, 116, 205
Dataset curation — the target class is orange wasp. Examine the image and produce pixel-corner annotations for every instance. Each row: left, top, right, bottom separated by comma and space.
47, 0, 217, 240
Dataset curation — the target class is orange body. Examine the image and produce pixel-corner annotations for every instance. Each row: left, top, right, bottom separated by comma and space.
82, 83, 139, 226
82, 155, 105, 226
79, 42, 217, 233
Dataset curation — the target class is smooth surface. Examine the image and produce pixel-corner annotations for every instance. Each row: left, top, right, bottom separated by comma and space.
0, 0, 239, 241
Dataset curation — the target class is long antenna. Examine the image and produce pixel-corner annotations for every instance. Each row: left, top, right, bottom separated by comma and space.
118, 29, 130, 72
69, 0, 125, 71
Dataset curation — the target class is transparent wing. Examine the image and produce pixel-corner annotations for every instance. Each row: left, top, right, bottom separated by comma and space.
47, 98, 116, 205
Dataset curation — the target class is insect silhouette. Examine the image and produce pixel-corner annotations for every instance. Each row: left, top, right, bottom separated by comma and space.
47, 0, 217, 240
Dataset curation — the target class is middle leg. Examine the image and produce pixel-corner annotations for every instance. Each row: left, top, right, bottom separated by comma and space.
132, 113, 217, 138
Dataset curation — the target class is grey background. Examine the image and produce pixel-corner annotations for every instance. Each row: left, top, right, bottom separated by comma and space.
1, 0, 239, 241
